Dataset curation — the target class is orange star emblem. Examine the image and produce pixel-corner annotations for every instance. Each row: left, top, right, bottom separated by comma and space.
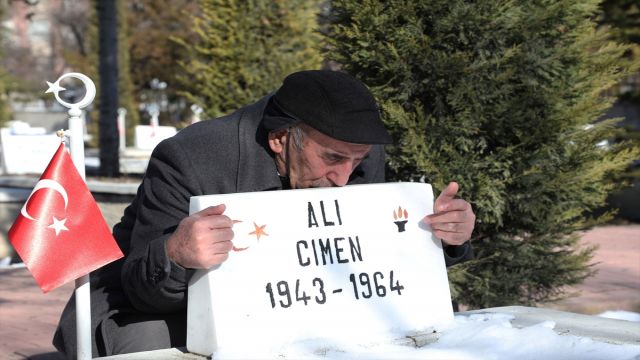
249, 222, 268, 241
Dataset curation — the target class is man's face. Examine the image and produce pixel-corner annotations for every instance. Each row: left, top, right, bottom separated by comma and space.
270, 125, 372, 189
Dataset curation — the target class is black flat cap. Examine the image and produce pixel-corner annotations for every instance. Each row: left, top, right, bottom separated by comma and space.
263, 70, 392, 144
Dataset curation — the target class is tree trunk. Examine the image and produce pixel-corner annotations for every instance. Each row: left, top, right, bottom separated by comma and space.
97, 0, 119, 177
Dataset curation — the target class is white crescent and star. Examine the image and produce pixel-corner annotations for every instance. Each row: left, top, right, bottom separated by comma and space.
45, 73, 96, 111
21, 179, 70, 236
45, 81, 66, 95
231, 220, 269, 251
48, 216, 69, 236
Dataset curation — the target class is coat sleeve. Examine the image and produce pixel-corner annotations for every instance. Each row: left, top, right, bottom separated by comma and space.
120, 138, 202, 313
443, 241, 473, 267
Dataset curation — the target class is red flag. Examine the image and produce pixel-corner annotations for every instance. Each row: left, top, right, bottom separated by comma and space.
8, 143, 123, 293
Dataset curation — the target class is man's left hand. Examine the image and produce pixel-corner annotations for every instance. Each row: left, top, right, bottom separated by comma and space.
423, 182, 475, 246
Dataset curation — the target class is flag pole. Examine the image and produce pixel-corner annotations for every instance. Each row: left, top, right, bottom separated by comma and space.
47, 73, 96, 360
69, 111, 91, 360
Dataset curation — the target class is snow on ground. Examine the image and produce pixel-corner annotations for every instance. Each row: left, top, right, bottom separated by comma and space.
599, 310, 640, 323
215, 312, 640, 360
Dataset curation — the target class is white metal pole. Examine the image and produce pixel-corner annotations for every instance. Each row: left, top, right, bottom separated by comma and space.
69, 109, 91, 360
47, 72, 96, 360
68, 112, 86, 178
117, 108, 127, 153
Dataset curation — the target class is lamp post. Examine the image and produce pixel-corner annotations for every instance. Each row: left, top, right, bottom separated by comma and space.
190, 104, 203, 124
143, 78, 168, 133
148, 78, 167, 123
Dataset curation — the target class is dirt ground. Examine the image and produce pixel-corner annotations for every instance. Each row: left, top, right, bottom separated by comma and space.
0, 223, 638, 359
547, 224, 640, 314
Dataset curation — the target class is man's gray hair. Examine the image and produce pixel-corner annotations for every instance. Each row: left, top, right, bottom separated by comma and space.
289, 125, 305, 150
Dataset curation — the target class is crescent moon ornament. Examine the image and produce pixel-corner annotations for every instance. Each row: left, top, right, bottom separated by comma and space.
20, 179, 69, 222
45, 72, 96, 116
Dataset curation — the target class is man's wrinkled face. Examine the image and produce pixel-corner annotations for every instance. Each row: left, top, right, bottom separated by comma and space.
269, 124, 372, 189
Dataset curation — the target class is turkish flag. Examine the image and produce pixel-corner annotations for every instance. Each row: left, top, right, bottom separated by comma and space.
8, 143, 123, 293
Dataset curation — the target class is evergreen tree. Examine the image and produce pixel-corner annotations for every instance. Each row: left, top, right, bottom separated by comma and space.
600, 0, 640, 181
601, 0, 640, 52
175, 0, 323, 118
326, 0, 640, 308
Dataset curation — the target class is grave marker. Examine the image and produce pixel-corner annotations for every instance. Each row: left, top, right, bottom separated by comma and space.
187, 182, 454, 356
133, 125, 176, 150
0, 127, 60, 175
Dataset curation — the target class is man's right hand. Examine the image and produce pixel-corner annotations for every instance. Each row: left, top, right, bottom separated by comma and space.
165, 204, 234, 269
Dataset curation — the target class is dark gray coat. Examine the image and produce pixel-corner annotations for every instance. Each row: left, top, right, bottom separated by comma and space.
53, 95, 470, 357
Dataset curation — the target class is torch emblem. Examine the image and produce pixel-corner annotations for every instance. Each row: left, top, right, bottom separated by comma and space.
393, 206, 409, 232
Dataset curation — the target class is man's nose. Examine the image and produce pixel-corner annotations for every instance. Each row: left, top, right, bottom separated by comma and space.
327, 161, 353, 187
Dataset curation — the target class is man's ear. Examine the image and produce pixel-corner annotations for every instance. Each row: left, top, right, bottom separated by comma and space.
268, 129, 288, 154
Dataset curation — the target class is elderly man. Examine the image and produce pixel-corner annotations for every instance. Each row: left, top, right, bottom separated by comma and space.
54, 70, 475, 357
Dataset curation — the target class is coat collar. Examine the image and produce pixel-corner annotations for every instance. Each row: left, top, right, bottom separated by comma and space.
236, 95, 283, 193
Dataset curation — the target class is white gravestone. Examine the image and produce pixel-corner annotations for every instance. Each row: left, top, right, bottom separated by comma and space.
135, 106, 176, 150
186, 182, 454, 356
133, 125, 176, 150
0, 128, 60, 174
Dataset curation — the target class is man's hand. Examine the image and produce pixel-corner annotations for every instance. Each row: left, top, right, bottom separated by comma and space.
166, 204, 234, 269
423, 182, 475, 246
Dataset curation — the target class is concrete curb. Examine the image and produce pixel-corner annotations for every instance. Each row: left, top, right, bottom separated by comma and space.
0, 175, 140, 199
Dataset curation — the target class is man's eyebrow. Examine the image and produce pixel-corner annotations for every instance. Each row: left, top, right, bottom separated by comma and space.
323, 151, 348, 159
325, 151, 370, 162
